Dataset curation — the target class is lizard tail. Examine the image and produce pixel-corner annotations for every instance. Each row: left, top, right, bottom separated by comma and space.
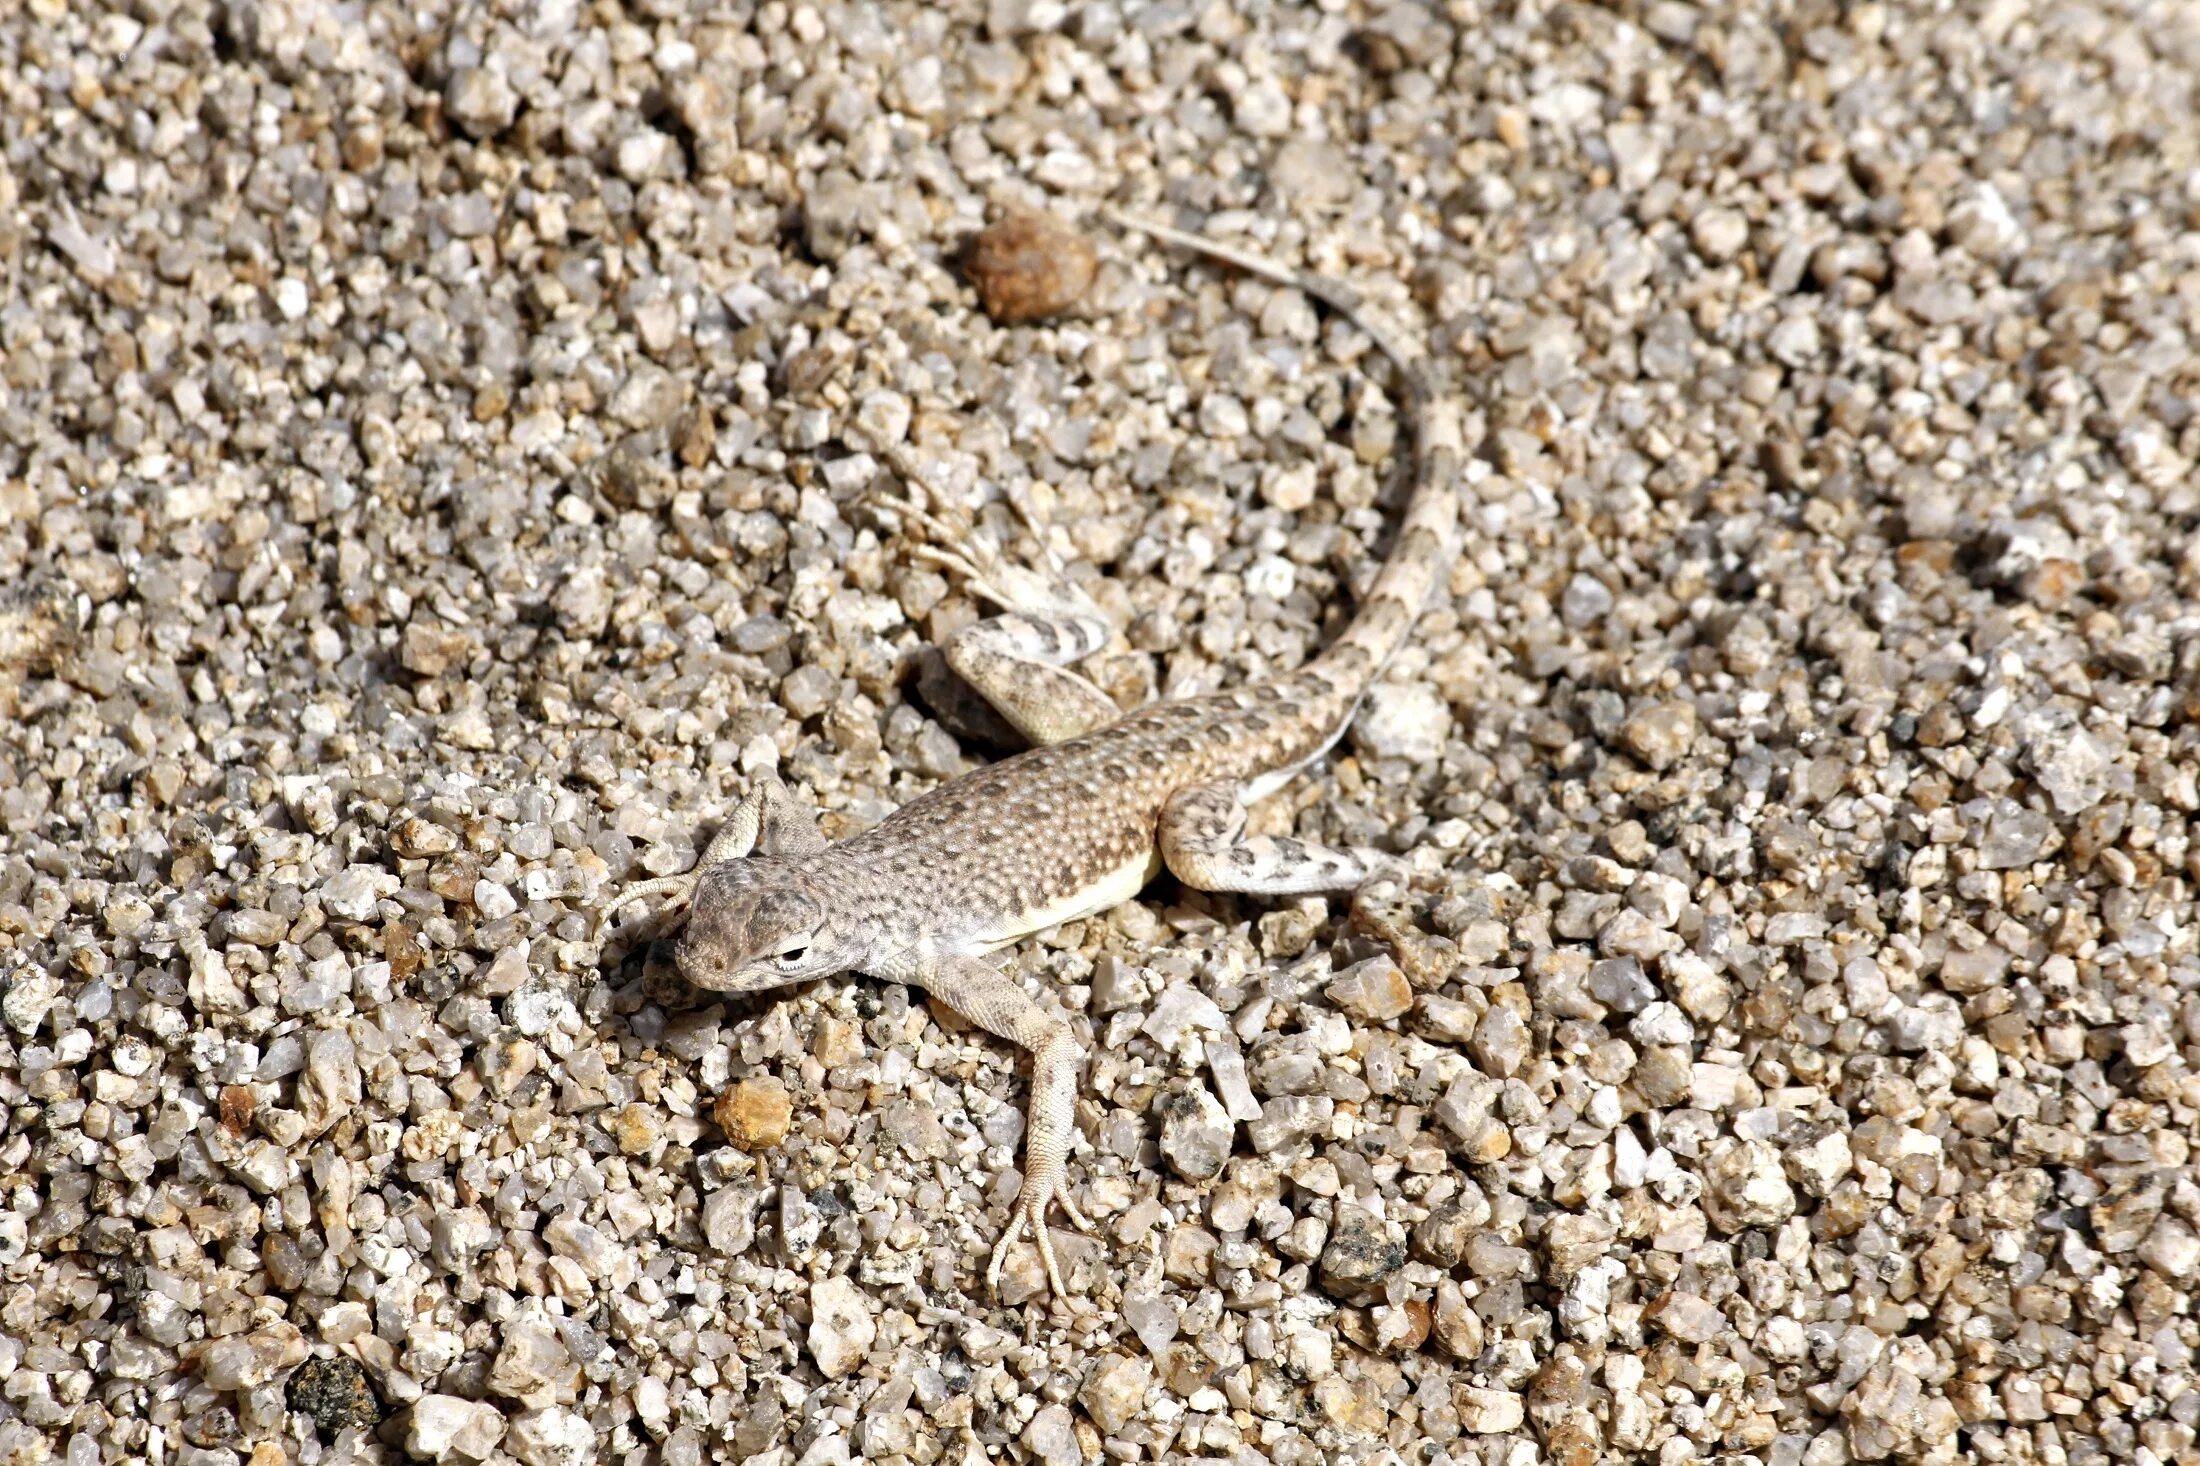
1105, 210, 1466, 692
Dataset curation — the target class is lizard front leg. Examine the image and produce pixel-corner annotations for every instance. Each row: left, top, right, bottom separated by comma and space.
873, 947, 1092, 1298
1158, 780, 1403, 895
600, 774, 824, 929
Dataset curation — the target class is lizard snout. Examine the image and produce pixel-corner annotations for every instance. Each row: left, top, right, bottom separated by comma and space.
672, 933, 739, 991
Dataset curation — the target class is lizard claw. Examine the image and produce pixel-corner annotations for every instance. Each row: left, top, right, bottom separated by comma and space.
870, 490, 964, 547
906, 539, 999, 590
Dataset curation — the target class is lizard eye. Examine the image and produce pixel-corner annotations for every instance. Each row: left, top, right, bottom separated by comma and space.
775, 943, 809, 968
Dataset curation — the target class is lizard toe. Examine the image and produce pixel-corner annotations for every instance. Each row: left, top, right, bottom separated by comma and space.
1031, 1214, 1068, 1300
596, 872, 699, 937
907, 543, 988, 584
986, 1212, 1028, 1296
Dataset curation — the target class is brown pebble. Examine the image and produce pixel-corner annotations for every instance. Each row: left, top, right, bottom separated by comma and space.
219, 1085, 256, 1134
1348, 900, 1457, 989
715, 1075, 794, 1150
925, 992, 977, 1035
1541, 1411, 1603, 1466
142, 760, 186, 806
612, 1102, 664, 1155
963, 212, 1097, 324
400, 619, 473, 678
2022, 557, 2084, 607
426, 853, 480, 902
341, 124, 382, 172
383, 919, 425, 983
0, 581, 72, 676
679, 402, 716, 468
812, 1015, 863, 1068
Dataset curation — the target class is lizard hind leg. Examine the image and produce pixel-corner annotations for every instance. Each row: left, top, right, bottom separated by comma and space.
942, 619, 1122, 747
1158, 781, 1403, 896
882, 493, 1124, 746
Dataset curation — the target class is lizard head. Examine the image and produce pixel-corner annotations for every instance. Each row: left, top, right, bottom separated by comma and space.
674, 857, 850, 993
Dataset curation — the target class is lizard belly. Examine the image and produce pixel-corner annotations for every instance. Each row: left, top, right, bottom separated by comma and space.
970, 850, 1164, 953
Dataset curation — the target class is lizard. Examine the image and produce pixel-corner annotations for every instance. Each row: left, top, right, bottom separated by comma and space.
601, 211, 1466, 1300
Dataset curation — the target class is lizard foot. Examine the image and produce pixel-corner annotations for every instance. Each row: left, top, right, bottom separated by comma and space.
1354, 849, 1413, 892
913, 545, 1101, 623
987, 1169, 1093, 1301
596, 870, 702, 937
875, 490, 1098, 625
876, 472, 1062, 564
1344, 854, 1418, 920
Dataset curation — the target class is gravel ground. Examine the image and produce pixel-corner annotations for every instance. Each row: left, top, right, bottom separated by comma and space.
3, 1, 2200, 1463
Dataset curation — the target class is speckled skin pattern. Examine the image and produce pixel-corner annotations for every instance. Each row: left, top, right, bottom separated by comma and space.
608, 215, 1466, 1301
